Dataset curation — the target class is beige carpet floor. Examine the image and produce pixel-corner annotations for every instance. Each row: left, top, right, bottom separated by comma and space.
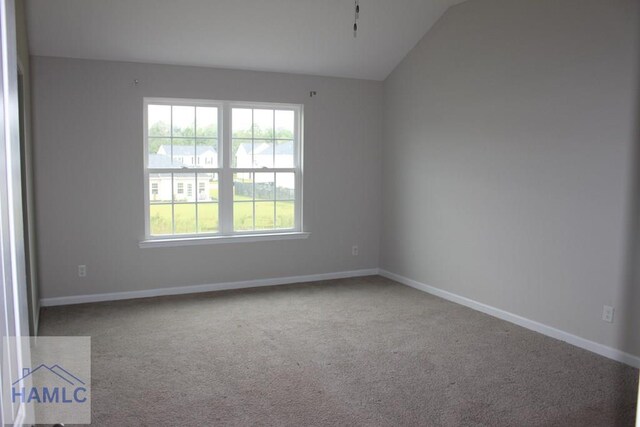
39, 276, 638, 426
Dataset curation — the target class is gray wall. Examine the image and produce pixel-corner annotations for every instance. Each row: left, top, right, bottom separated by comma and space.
32, 56, 382, 299
381, 0, 640, 356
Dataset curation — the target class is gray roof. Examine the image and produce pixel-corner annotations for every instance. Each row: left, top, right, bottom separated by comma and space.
237, 141, 293, 156
150, 141, 292, 168
274, 141, 293, 155
148, 153, 177, 168
238, 142, 253, 154
158, 145, 217, 156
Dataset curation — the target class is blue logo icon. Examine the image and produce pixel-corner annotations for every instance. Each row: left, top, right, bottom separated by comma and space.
12, 365, 87, 404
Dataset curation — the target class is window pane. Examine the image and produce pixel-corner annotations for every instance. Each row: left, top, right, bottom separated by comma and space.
276, 201, 295, 229
198, 203, 219, 233
147, 101, 300, 239
174, 174, 196, 202
253, 109, 274, 138
253, 140, 274, 168
150, 204, 173, 235
234, 173, 253, 200
148, 105, 171, 137
198, 173, 218, 202
234, 202, 254, 231
274, 140, 294, 168
174, 204, 196, 234
255, 173, 274, 200
275, 172, 295, 200
196, 139, 218, 168
233, 139, 252, 168
149, 173, 172, 203
172, 138, 195, 168
255, 201, 275, 230
275, 110, 294, 139
148, 139, 173, 168
196, 107, 218, 137
172, 106, 195, 137
232, 108, 252, 138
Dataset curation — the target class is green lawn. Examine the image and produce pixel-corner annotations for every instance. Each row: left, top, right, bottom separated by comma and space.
150, 199, 294, 235
150, 203, 218, 235
233, 200, 294, 231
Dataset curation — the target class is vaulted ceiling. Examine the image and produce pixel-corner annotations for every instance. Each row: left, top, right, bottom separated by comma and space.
26, 0, 464, 81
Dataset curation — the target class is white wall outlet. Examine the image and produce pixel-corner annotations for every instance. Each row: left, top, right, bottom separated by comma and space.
602, 305, 614, 323
78, 265, 87, 277
352, 245, 359, 256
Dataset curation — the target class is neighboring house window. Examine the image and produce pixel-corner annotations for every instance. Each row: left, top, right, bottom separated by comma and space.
145, 99, 302, 238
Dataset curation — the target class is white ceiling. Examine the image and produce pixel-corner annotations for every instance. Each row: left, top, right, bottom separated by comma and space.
25, 0, 463, 81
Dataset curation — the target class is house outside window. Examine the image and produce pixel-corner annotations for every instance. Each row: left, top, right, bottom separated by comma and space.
144, 98, 303, 239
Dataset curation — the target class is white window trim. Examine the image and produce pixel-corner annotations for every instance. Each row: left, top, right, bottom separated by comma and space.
139, 231, 310, 248
142, 98, 305, 246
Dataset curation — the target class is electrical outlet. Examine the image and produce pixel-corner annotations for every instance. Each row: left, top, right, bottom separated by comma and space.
78, 265, 87, 278
352, 245, 359, 256
602, 305, 614, 323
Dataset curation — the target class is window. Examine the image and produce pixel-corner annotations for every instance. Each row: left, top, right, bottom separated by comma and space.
144, 98, 302, 240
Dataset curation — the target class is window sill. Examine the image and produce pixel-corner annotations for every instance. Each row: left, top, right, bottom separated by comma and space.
139, 232, 310, 248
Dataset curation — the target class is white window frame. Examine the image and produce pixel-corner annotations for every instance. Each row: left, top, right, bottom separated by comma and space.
142, 98, 307, 247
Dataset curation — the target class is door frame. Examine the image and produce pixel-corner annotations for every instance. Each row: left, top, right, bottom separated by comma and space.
0, 0, 32, 424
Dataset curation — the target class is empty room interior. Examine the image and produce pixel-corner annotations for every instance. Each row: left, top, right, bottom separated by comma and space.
0, 0, 640, 425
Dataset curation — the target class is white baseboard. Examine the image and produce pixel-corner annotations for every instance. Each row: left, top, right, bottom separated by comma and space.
379, 269, 640, 369
39, 268, 379, 307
